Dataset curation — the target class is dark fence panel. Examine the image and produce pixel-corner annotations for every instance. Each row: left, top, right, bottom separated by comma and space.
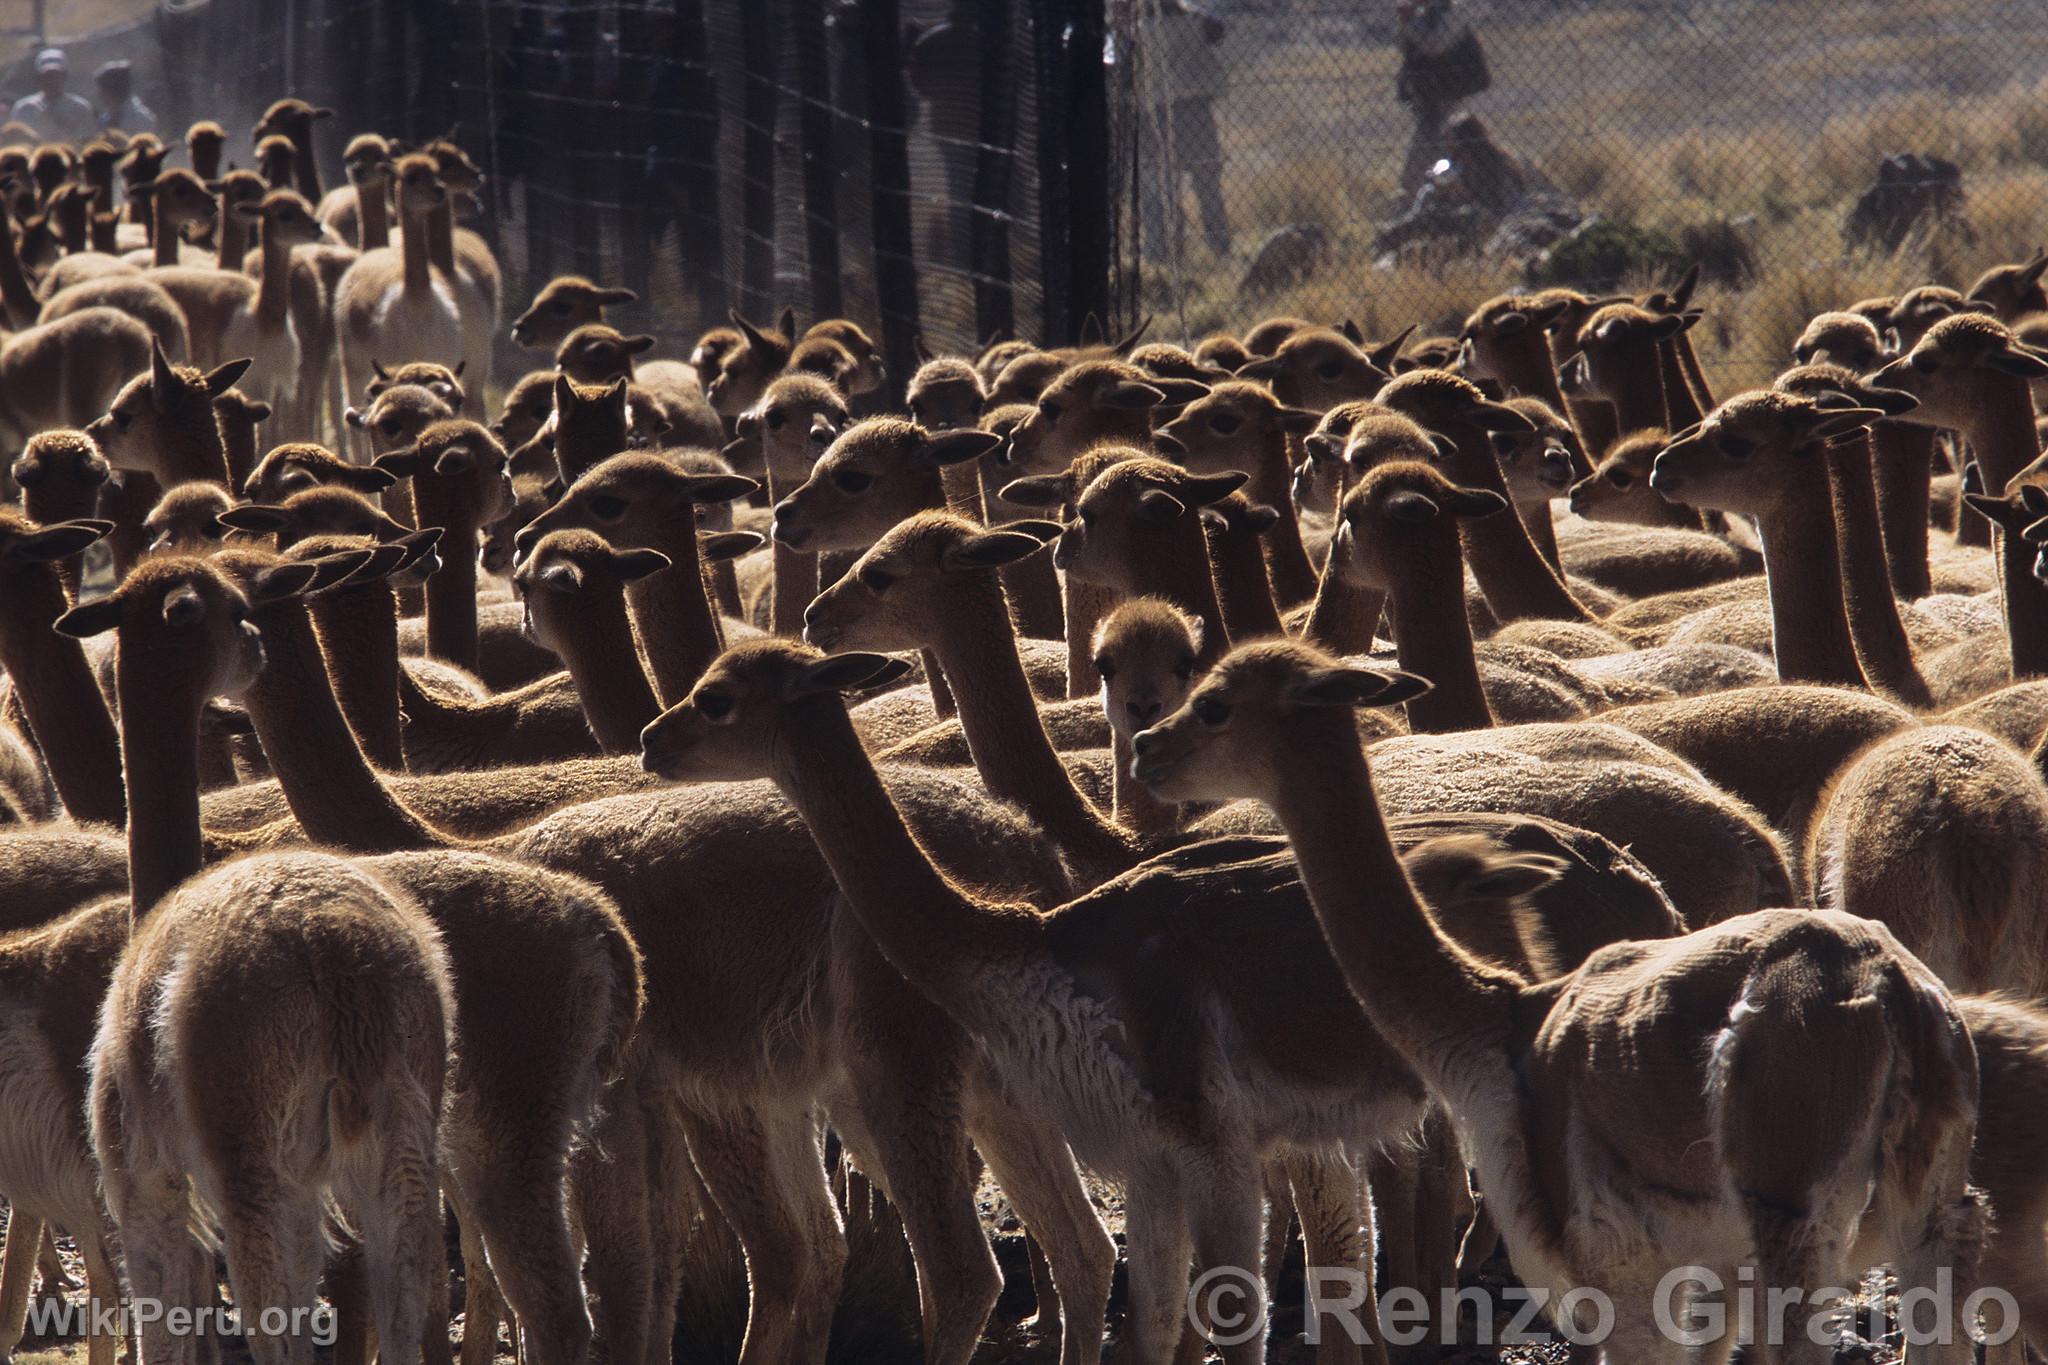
146, 0, 1114, 373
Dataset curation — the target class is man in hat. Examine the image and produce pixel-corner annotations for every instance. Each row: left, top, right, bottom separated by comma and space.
12, 48, 97, 145
92, 60, 156, 136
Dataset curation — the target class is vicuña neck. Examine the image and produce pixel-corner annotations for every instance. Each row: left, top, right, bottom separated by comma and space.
544, 595, 662, 752
1955, 383, 2048, 676
1205, 522, 1284, 642
1387, 550, 1495, 733
155, 415, 233, 488
288, 132, 322, 202
1116, 533, 1229, 670
1447, 431, 1593, 624
150, 201, 183, 267
256, 223, 294, 332
1656, 340, 1704, 429
979, 464, 1065, 639
0, 573, 125, 825
773, 698, 1029, 1036
1604, 352, 1669, 434
400, 207, 435, 296
1300, 558, 1387, 658
216, 208, 250, 269
1549, 334, 1618, 461
1870, 422, 1933, 600
247, 596, 441, 852
1824, 434, 1931, 707
766, 471, 818, 636
306, 584, 406, 770
119, 661, 205, 916
219, 413, 261, 489
1063, 577, 1119, 699
1238, 434, 1318, 605
423, 519, 482, 671
357, 180, 391, 251
0, 210, 38, 327
931, 578, 1139, 881
627, 528, 726, 706
427, 200, 459, 277
1754, 491, 1865, 688
1270, 722, 1521, 1085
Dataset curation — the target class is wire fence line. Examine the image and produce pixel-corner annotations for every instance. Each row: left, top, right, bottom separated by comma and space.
142, 0, 2048, 398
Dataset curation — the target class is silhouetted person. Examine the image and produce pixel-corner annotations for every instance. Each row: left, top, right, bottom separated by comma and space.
93, 60, 156, 136
1395, 0, 1489, 194
12, 49, 96, 145
1137, 0, 1230, 259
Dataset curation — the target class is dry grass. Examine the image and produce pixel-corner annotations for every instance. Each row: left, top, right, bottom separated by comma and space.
1143, 0, 2048, 392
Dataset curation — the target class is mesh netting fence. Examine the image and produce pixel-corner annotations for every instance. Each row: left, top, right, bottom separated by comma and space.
143, 0, 2048, 398
1113, 0, 2048, 392
152, 0, 1122, 398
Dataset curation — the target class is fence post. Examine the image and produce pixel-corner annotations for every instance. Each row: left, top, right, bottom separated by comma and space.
738, 0, 781, 321
861, 0, 920, 404
1064, 0, 1112, 343
1032, 0, 1071, 345
671, 0, 729, 333
793, 0, 843, 321
972, 0, 1018, 344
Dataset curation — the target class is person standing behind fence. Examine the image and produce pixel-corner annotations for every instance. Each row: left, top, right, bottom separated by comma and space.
1395, 0, 1489, 194
11, 49, 97, 146
93, 61, 156, 137
1137, 0, 1231, 260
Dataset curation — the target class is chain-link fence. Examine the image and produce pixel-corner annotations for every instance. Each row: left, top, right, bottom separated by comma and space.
144, 0, 1125, 399
112, 0, 2048, 402
1114, 0, 2048, 393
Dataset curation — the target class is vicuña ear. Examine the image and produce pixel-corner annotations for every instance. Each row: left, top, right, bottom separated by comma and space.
624, 334, 657, 355
53, 593, 124, 639
371, 446, 423, 478
612, 547, 674, 580
1980, 347, 2048, 380
598, 287, 639, 305
1446, 486, 1510, 519
1100, 380, 1166, 411
1150, 378, 1211, 408
789, 651, 912, 698
1807, 407, 1888, 441
996, 475, 1067, 508
1385, 490, 1441, 524
7, 519, 113, 563
924, 429, 1001, 466
678, 473, 759, 505
251, 560, 318, 604
1180, 471, 1249, 507
699, 532, 763, 564
1134, 488, 1188, 524
432, 443, 477, 476
217, 504, 293, 533
1471, 400, 1536, 433
299, 548, 380, 594
338, 464, 399, 493
1368, 323, 1417, 374
150, 336, 179, 410
1286, 665, 1433, 710
941, 526, 1055, 572
205, 358, 254, 397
